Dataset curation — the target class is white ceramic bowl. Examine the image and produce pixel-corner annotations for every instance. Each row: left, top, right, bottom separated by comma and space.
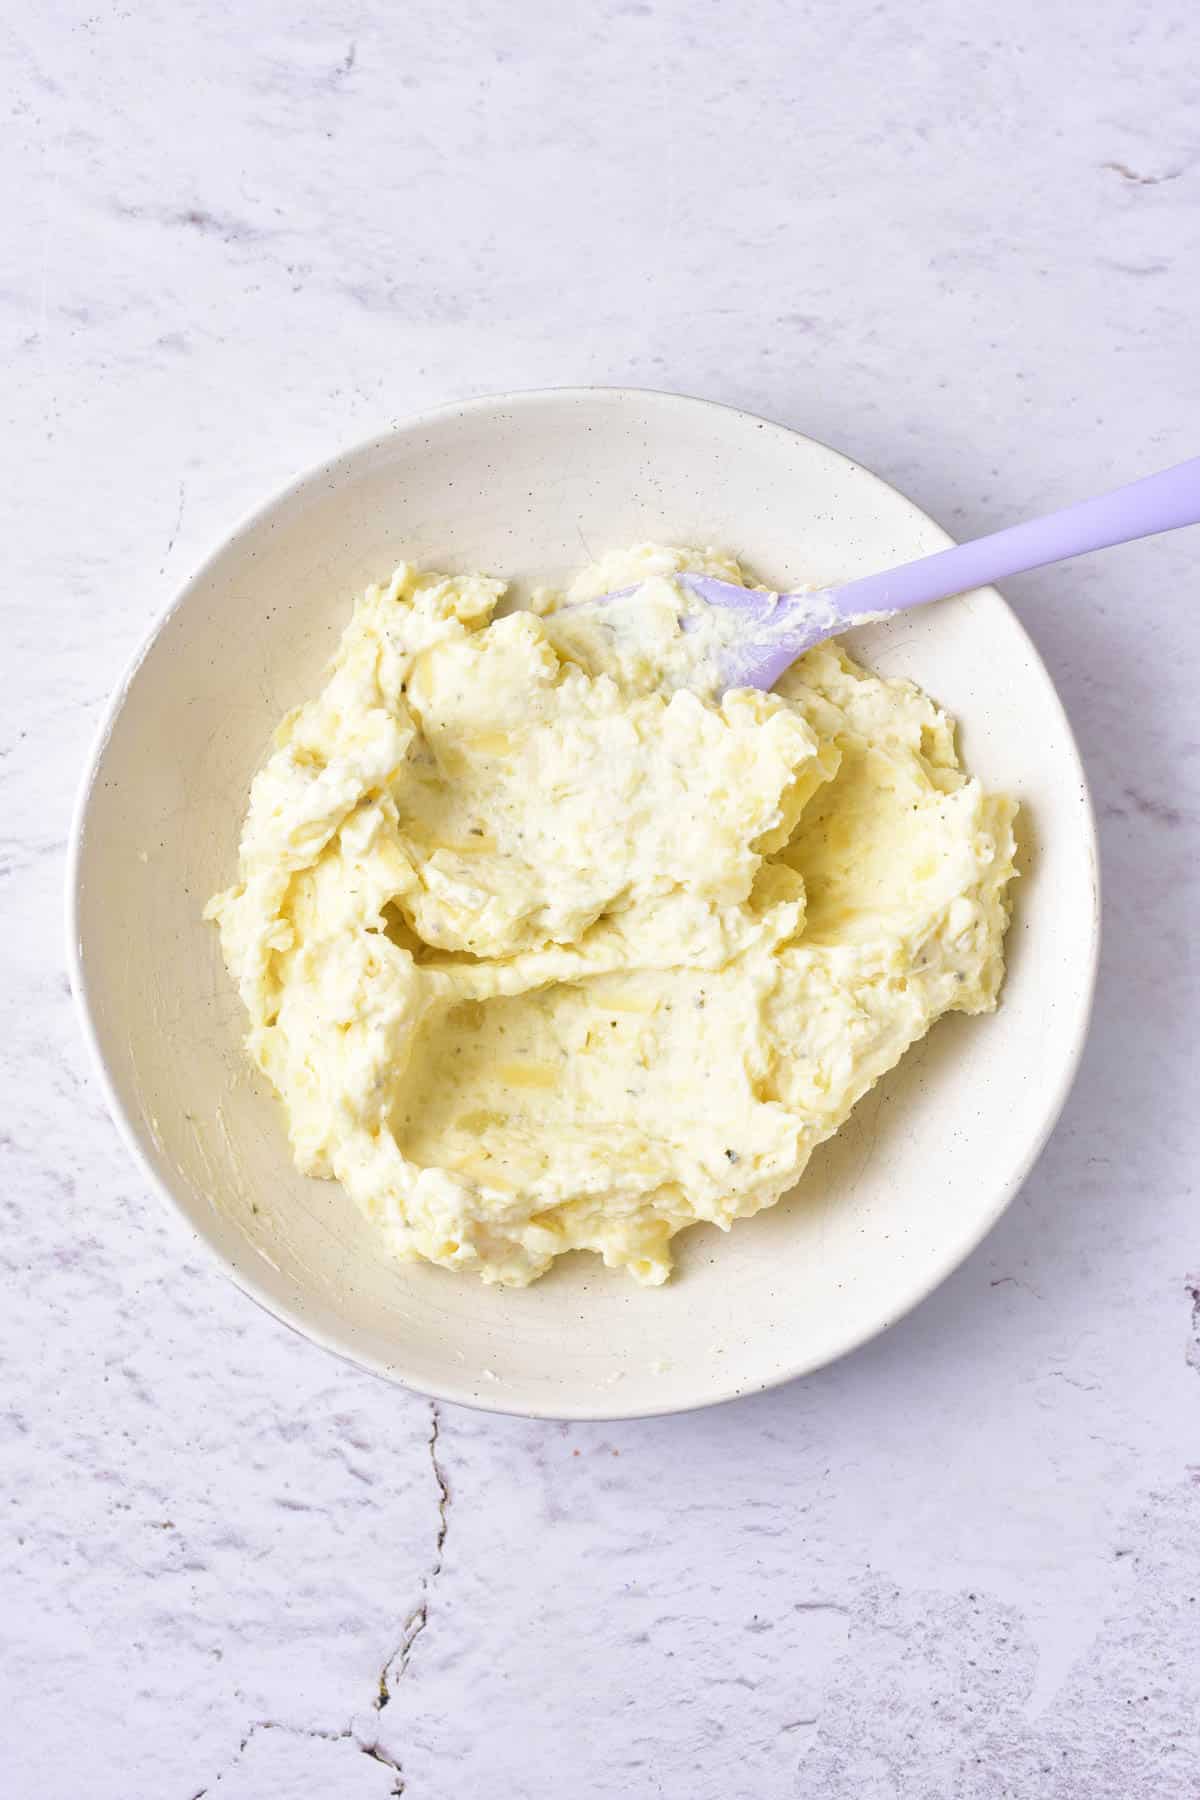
68, 389, 1098, 1419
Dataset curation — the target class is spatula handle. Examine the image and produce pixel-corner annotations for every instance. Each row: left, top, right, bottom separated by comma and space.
832, 455, 1200, 623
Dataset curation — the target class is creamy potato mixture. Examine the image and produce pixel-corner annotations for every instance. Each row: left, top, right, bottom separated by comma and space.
207, 545, 1016, 1287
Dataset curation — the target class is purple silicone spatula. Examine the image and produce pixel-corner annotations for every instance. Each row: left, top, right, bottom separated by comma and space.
606, 456, 1200, 692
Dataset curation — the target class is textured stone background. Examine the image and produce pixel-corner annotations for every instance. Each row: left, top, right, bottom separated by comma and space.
4, 2, 1199, 1795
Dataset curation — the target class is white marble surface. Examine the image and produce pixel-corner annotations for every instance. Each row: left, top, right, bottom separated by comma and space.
5, 1, 1200, 1794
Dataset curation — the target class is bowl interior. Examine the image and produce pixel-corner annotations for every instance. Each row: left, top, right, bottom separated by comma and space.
71, 390, 1097, 1417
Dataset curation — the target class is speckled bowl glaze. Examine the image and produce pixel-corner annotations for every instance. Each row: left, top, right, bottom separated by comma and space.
67, 388, 1099, 1419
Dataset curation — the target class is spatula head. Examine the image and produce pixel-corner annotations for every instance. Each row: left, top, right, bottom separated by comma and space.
675, 574, 844, 691
554, 570, 848, 694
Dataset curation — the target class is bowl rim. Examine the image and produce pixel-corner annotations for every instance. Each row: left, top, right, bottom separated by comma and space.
65, 384, 1101, 1420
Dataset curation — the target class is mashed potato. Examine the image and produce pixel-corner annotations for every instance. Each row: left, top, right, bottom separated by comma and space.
207, 545, 1017, 1286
